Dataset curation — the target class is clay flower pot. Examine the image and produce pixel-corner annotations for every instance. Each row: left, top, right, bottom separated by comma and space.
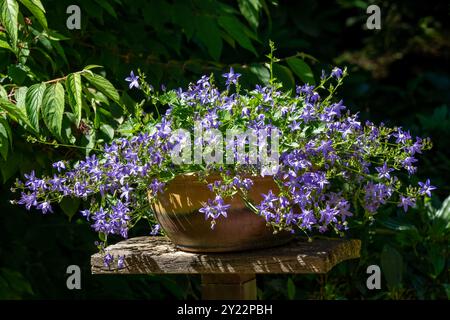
150, 173, 292, 252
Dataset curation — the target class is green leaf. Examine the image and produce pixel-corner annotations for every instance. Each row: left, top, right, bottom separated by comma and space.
0, 118, 10, 160
34, 47, 56, 71
0, 35, 12, 51
435, 195, 450, 229
378, 217, 418, 232
286, 57, 315, 85
0, 151, 20, 182
287, 278, 296, 300
42, 82, 64, 139
66, 73, 82, 126
26, 0, 44, 12
0, 97, 31, 126
83, 64, 103, 70
0, 0, 19, 50
218, 15, 256, 55
46, 29, 69, 41
237, 0, 261, 29
1, 116, 12, 149
60, 197, 80, 221
82, 72, 120, 104
100, 123, 114, 140
18, 0, 47, 28
62, 115, 75, 144
14, 86, 27, 111
272, 64, 295, 91
94, 0, 117, 18
428, 245, 445, 278
172, 3, 194, 40
0, 268, 33, 299
25, 83, 45, 132
0, 85, 7, 99
50, 40, 68, 65
195, 16, 222, 61
380, 244, 403, 289
7, 64, 27, 84
80, 131, 96, 156
443, 284, 450, 299
249, 64, 270, 85
98, 232, 106, 242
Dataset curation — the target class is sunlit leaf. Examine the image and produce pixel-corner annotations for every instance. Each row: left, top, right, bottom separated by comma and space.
66, 73, 82, 126
0, 0, 19, 51
286, 57, 315, 85
42, 82, 64, 139
18, 0, 47, 29
25, 82, 45, 132
82, 72, 120, 104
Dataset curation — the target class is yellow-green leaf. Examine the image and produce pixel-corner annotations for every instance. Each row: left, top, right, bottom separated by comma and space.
0, 0, 19, 50
42, 82, 64, 139
82, 72, 120, 104
0, 85, 7, 99
25, 82, 45, 132
66, 73, 82, 126
0, 35, 13, 51
18, 0, 47, 29
0, 97, 31, 127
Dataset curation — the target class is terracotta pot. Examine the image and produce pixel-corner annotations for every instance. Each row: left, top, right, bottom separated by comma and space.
150, 173, 292, 252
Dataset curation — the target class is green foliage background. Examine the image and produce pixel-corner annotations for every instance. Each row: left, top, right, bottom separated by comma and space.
0, 0, 449, 299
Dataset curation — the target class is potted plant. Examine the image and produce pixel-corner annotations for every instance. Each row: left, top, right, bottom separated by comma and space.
12, 46, 436, 266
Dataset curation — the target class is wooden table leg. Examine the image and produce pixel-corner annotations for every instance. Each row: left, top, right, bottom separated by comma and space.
201, 274, 257, 300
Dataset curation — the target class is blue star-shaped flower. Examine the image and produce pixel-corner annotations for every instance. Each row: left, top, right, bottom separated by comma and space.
222, 67, 241, 86
125, 70, 139, 89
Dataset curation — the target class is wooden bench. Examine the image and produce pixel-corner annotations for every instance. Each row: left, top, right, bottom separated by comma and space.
91, 236, 361, 299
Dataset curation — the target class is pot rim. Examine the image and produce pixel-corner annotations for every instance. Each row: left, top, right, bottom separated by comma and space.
166, 172, 276, 185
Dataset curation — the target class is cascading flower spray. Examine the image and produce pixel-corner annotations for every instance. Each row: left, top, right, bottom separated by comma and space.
12, 48, 436, 267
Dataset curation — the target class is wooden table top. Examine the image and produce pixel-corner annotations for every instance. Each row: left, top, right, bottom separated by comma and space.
91, 236, 361, 275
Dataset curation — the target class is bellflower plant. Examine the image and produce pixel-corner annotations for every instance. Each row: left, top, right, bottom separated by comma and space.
12, 45, 435, 262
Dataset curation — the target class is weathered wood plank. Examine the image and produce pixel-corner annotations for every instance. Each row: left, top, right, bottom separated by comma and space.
201, 274, 257, 300
91, 236, 361, 275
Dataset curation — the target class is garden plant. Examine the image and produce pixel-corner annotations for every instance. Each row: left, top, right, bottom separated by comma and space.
0, 0, 448, 300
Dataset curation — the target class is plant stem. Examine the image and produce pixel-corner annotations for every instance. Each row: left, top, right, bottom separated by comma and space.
30, 137, 103, 152
44, 75, 69, 84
